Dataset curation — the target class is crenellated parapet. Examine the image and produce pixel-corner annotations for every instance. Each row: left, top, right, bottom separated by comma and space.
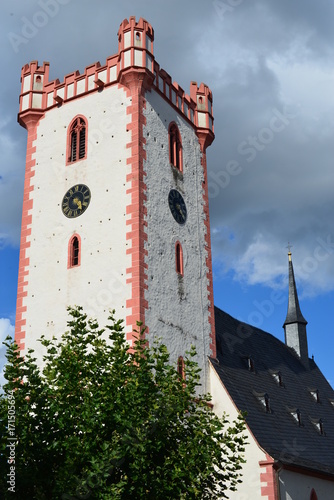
18, 17, 214, 134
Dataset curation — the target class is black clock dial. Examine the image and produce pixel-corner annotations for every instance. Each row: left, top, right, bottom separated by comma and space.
62, 184, 91, 218
168, 189, 187, 225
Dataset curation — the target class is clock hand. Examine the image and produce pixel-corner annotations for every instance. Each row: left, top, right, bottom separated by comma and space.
176, 203, 184, 217
73, 197, 82, 210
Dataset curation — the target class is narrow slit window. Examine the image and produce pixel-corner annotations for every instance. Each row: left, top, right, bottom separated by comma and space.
177, 356, 185, 380
68, 116, 87, 163
175, 242, 183, 276
169, 123, 182, 171
68, 235, 81, 268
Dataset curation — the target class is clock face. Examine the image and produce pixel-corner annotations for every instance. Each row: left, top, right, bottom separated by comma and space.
168, 189, 187, 225
62, 184, 91, 218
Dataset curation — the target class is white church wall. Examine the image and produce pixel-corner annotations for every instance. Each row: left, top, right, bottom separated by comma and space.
278, 468, 334, 499
22, 84, 132, 361
209, 362, 266, 499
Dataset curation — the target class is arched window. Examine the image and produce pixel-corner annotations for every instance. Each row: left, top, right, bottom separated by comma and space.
175, 242, 183, 276
177, 356, 185, 380
169, 123, 182, 171
68, 234, 81, 268
67, 116, 87, 163
310, 489, 318, 500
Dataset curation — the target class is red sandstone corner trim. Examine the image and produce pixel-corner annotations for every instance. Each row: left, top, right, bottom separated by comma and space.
15, 113, 44, 352
197, 133, 216, 359
120, 69, 153, 345
259, 454, 278, 500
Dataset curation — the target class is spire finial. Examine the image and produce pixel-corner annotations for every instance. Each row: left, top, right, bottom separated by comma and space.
286, 242, 293, 261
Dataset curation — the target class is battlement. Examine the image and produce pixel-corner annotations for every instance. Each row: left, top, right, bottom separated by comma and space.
18, 17, 214, 133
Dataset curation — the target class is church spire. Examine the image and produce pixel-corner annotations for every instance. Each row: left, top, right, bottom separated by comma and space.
283, 249, 309, 367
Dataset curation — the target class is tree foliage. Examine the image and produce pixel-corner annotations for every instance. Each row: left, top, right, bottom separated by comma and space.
0, 307, 246, 499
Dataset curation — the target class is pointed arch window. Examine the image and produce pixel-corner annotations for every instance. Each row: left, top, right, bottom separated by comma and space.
310, 489, 318, 500
169, 123, 183, 171
68, 234, 81, 268
175, 242, 184, 276
67, 116, 87, 163
177, 356, 185, 380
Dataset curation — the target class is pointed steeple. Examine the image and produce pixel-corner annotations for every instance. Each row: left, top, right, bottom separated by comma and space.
283, 249, 309, 367
284, 250, 307, 326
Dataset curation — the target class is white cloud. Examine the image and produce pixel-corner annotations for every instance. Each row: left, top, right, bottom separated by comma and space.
0, 318, 14, 343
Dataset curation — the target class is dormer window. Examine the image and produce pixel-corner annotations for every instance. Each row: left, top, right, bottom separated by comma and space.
288, 408, 303, 427
242, 355, 255, 372
253, 391, 271, 413
271, 370, 284, 387
309, 389, 320, 403
247, 356, 255, 372
310, 417, 325, 436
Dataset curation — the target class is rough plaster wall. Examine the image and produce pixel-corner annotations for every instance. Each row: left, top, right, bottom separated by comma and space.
143, 89, 212, 391
279, 469, 334, 499
209, 363, 266, 499
23, 85, 132, 362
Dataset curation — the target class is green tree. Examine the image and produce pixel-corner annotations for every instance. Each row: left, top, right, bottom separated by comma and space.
0, 307, 246, 499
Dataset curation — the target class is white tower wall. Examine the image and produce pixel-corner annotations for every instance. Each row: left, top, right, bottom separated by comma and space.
20, 85, 132, 360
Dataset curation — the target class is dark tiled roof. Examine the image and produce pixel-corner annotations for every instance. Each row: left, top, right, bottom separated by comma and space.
213, 306, 334, 476
284, 258, 307, 326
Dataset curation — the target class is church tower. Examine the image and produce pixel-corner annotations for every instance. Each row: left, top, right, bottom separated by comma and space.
283, 250, 309, 366
15, 17, 216, 389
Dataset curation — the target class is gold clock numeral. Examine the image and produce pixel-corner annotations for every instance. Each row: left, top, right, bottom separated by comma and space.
75, 185, 79, 192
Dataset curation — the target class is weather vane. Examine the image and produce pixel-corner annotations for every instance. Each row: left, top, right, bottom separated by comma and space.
286, 242, 293, 260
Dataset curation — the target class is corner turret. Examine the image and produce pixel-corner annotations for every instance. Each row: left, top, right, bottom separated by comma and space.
190, 82, 214, 150
283, 250, 309, 367
118, 17, 155, 79
18, 61, 49, 128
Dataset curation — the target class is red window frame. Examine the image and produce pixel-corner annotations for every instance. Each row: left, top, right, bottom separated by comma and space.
68, 234, 81, 268
67, 115, 87, 164
177, 356, 185, 380
175, 241, 184, 276
168, 122, 183, 171
310, 489, 318, 500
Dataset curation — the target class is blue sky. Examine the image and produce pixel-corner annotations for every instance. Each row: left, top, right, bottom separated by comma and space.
1, 0, 334, 387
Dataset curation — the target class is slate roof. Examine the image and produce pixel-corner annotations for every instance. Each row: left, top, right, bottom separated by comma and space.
284, 256, 307, 326
212, 306, 334, 477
